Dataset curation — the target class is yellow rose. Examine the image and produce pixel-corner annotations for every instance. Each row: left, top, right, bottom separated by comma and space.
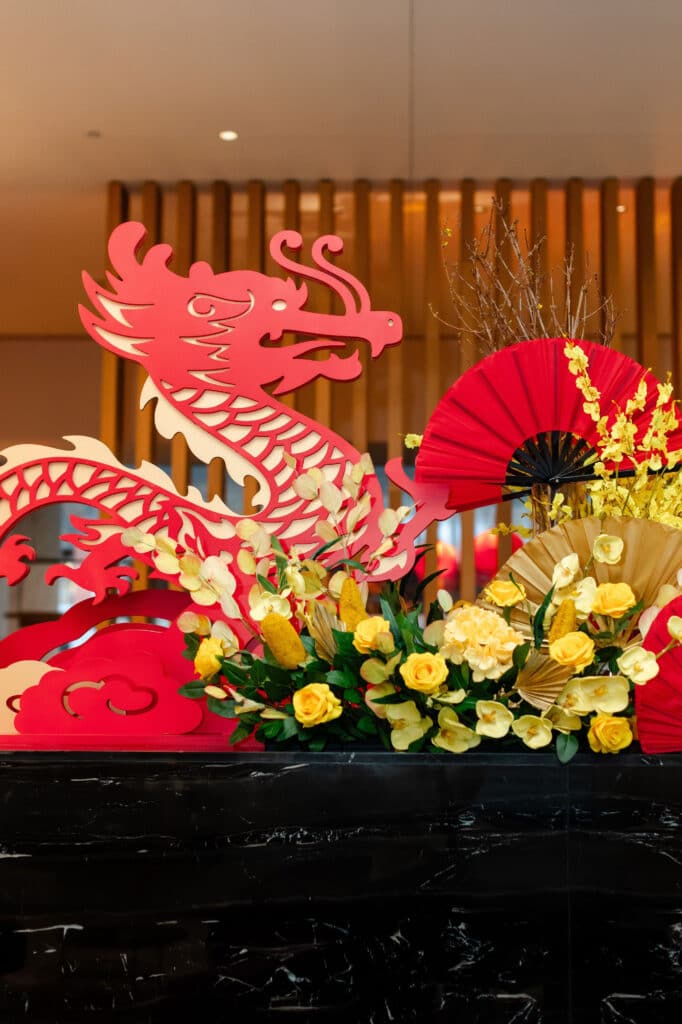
485, 578, 526, 607
587, 713, 633, 754
293, 683, 343, 728
194, 636, 224, 679
399, 652, 448, 695
549, 631, 595, 673
352, 616, 394, 655
591, 582, 637, 619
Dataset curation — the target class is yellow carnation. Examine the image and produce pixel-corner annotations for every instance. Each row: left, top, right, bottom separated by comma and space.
399, 652, 448, 695
549, 631, 595, 673
352, 616, 394, 655
293, 683, 342, 727
587, 713, 633, 754
591, 582, 637, 619
485, 578, 526, 608
440, 605, 524, 681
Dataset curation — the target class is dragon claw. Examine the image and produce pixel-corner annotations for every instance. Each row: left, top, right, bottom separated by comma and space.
0, 535, 37, 586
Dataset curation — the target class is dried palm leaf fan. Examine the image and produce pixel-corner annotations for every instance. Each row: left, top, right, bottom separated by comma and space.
483, 517, 682, 710
638, 596, 682, 753
414, 338, 677, 515
497, 516, 682, 619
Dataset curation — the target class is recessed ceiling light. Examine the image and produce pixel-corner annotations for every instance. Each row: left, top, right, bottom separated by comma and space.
616, 204, 627, 213
218, 130, 239, 142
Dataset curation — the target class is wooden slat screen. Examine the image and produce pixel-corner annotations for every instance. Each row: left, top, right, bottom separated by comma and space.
102, 177, 681, 601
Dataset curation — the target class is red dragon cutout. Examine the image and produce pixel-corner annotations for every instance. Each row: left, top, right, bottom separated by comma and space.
0, 224, 450, 748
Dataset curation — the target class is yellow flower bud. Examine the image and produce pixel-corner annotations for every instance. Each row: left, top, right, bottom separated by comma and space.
548, 598, 577, 644
260, 612, 306, 670
339, 577, 369, 631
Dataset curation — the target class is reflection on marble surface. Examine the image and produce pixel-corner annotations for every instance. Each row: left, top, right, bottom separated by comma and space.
0, 752, 680, 1022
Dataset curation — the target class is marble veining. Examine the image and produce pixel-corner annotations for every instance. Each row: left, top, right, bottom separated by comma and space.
0, 752, 680, 1022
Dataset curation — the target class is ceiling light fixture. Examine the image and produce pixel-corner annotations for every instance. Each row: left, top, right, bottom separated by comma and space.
616, 204, 627, 214
218, 130, 239, 142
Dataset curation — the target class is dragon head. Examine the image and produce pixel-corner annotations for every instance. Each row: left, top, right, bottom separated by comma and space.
80, 222, 402, 395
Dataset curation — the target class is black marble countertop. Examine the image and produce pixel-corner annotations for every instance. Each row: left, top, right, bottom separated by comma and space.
0, 751, 680, 1023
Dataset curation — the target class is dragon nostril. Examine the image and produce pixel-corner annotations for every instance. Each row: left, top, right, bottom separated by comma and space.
272, 300, 287, 311
388, 318, 394, 327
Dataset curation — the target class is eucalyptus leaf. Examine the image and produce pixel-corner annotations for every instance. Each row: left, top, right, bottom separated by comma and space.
555, 732, 579, 764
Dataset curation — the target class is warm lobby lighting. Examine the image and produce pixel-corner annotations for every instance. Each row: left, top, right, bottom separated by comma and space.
218, 129, 239, 141
616, 204, 627, 213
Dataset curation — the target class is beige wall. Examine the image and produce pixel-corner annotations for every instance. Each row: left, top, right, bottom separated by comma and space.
0, 186, 106, 445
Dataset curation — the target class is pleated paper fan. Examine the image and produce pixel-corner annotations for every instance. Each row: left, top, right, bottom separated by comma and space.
415, 337, 681, 512
638, 596, 682, 753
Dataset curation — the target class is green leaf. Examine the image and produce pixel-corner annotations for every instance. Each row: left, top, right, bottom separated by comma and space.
326, 669, 349, 688
308, 735, 327, 752
310, 536, 345, 561
221, 660, 248, 687
206, 696, 237, 718
379, 596, 402, 643
262, 720, 284, 739
555, 732, 579, 764
326, 558, 368, 573
332, 630, 358, 658
279, 716, 299, 741
343, 689, 364, 703
228, 720, 256, 746
415, 568, 446, 601
270, 535, 285, 555
356, 715, 378, 735
533, 584, 556, 649
513, 641, 531, 671
256, 574, 278, 595
370, 692, 408, 705
178, 681, 207, 699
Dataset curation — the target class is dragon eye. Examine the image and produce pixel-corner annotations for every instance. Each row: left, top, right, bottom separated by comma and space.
188, 296, 216, 317
272, 300, 287, 311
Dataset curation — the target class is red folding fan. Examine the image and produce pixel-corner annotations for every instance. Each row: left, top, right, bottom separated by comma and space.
415, 337, 682, 512
638, 596, 682, 753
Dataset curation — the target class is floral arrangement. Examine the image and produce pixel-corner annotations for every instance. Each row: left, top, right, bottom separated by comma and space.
150, 519, 680, 762
120, 341, 682, 760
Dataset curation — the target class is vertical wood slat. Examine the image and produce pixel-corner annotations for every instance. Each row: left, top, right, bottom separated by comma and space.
671, 178, 682, 393
100, 182, 129, 453
423, 180, 441, 601
386, 180, 404, 506
314, 180, 335, 428
458, 179, 476, 602
565, 178, 584, 271
530, 179, 550, 319
636, 177, 658, 374
206, 182, 231, 500
170, 182, 196, 497
565, 178, 585, 336
243, 181, 266, 513
279, 180, 301, 413
494, 179, 512, 569
351, 179, 370, 452
600, 178, 621, 349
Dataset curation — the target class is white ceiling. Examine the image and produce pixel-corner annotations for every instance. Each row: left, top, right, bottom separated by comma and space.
3, 0, 682, 187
